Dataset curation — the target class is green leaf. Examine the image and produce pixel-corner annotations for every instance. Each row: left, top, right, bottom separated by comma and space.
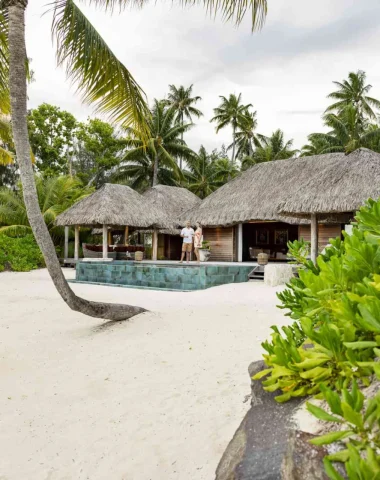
306, 402, 344, 423
323, 457, 345, 480
309, 430, 353, 446
294, 357, 330, 370
300, 367, 331, 380
320, 383, 343, 416
344, 341, 378, 349
274, 392, 291, 403
327, 449, 350, 462
252, 368, 272, 380
341, 402, 364, 429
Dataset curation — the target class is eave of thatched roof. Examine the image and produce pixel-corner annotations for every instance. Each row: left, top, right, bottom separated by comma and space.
55, 183, 173, 228
180, 149, 380, 227
277, 148, 380, 217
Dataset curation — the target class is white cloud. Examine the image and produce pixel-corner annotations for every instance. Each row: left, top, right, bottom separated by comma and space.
25, 0, 380, 154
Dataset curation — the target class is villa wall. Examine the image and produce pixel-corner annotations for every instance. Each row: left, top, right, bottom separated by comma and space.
203, 227, 235, 262
298, 224, 343, 251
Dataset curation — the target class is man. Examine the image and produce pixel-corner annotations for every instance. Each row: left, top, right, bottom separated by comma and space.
179, 221, 194, 263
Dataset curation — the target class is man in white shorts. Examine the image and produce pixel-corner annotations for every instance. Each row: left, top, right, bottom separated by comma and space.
179, 221, 194, 263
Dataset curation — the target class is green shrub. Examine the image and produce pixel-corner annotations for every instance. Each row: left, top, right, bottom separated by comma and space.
253, 198, 380, 478
0, 234, 44, 272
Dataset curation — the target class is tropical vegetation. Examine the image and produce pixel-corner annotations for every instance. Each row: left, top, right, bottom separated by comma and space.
253, 198, 380, 479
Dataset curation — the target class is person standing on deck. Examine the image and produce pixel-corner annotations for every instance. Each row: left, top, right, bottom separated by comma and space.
194, 222, 203, 263
179, 221, 194, 264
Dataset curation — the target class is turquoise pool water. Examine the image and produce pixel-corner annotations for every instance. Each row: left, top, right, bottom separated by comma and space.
72, 261, 254, 291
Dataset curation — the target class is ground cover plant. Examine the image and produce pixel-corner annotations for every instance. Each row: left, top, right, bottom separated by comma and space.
253, 198, 380, 478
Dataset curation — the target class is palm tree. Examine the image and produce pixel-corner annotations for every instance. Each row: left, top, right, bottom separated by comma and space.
211, 94, 252, 164
325, 70, 380, 120
300, 135, 335, 157
184, 146, 238, 198
230, 109, 258, 159
165, 84, 202, 170
304, 105, 380, 155
0, 175, 91, 242
114, 100, 195, 189
251, 129, 297, 164
4, 0, 268, 320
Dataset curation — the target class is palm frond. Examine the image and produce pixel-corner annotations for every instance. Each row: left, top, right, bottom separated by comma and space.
51, 0, 150, 141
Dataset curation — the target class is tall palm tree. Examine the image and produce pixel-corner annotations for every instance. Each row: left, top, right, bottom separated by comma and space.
325, 70, 380, 120
4, 0, 268, 320
184, 146, 237, 199
165, 84, 202, 170
114, 100, 195, 188
305, 105, 380, 155
229, 109, 258, 159
211, 94, 252, 164
250, 129, 297, 164
0, 175, 91, 242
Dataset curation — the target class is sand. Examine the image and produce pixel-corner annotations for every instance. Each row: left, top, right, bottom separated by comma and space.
0, 268, 289, 480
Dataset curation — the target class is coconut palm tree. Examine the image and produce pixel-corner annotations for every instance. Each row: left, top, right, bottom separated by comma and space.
165, 84, 202, 170
325, 70, 380, 120
114, 100, 195, 189
211, 94, 252, 164
305, 105, 380, 155
249, 129, 297, 164
0, 175, 91, 242
4, 0, 268, 320
184, 146, 238, 198
229, 109, 258, 159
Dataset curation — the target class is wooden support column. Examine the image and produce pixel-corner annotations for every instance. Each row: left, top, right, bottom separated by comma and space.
103, 224, 108, 259
310, 213, 318, 264
237, 223, 243, 262
152, 229, 158, 261
74, 225, 79, 261
64, 226, 69, 261
124, 226, 129, 245
108, 229, 112, 245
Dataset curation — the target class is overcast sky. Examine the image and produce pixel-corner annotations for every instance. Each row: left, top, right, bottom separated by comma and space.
25, 0, 380, 153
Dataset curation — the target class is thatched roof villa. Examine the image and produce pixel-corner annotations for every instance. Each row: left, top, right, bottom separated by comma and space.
56, 183, 173, 261
142, 185, 201, 259
181, 148, 380, 263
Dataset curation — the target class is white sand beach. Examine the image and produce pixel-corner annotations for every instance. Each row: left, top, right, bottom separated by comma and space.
0, 268, 289, 480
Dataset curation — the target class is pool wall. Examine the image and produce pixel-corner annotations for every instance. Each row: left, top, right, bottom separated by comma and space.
74, 261, 254, 291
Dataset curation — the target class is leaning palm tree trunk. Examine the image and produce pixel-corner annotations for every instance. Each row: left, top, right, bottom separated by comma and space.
152, 154, 159, 186
8, 2, 145, 321
231, 124, 236, 164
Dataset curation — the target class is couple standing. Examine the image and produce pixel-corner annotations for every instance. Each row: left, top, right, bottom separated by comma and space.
179, 221, 202, 263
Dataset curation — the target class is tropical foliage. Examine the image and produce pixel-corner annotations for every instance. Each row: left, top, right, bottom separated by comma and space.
253, 197, 380, 478
0, 234, 44, 272
113, 100, 195, 190
0, 175, 91, 242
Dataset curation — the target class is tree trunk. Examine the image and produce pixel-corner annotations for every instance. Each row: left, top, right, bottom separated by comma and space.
8, 2, 146, 321
180, 112, 183, 171
152, 154, 159, 186
231, 124, 236, 165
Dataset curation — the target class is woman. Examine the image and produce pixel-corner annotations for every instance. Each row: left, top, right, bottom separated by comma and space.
193, 222, 203, 263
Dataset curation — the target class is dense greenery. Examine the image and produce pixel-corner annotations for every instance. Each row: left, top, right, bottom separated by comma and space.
0, 234, 44, 272
254, 198, 380, 478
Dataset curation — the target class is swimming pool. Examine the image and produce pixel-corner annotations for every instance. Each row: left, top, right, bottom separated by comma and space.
72, 261, 254, 291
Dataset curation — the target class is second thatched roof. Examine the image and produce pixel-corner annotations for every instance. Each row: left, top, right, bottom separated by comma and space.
180, 149, 380, 227
56, 183, 173, 228
278, 148, 380, 217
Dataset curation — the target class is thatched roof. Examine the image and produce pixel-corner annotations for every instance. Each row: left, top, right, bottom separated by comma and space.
181, 149, 380, 227
278, 149, 380, 217
142, 185, 201, 234
56, 183, 173, 228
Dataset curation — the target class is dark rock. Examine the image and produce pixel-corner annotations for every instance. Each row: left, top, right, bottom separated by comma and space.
215, 360, 304, 480
281, 430, 328, 480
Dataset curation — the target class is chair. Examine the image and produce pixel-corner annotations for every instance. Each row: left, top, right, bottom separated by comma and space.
249, 247, 263, 259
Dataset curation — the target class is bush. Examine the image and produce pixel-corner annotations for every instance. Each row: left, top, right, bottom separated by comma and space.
0, 234, 45, 272
253, 198, 380, 479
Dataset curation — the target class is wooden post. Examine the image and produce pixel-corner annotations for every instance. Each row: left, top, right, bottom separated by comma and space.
311, 214, 318, 264
124, 226, 129, 245
74, 225, 79, 261
108, 229, 112, 245
64, 226, 69, 261
237, 223, 243, 262
103, 224, 108, 260
152, 229, 158, 261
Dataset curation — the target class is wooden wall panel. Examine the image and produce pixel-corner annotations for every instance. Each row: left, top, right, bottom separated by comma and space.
299, 224, 343, 251
204, 227, 234, 262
